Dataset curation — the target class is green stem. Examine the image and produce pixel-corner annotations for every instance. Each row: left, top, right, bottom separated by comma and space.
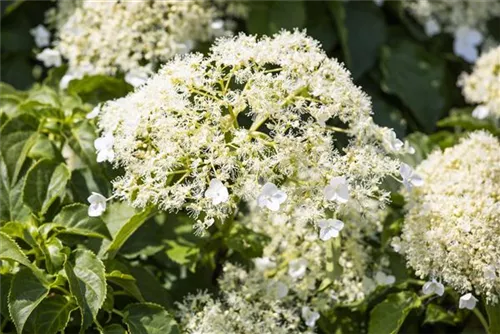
112, 309, 125, 317
473, 308, 490, 334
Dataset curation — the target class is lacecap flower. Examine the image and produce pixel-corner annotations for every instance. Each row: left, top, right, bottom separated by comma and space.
96, 30, 404, 229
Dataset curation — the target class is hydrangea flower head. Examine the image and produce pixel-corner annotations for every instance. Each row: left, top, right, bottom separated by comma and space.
46, 0, 246, 83
97, 30, 402, 228
459, 45, 500, 119
401, 132, 500, 304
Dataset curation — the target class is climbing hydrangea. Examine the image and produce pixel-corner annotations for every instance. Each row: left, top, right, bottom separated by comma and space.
403, 0, 500, 62
97, 30, 405, 228
45, 0, 245, 84
400, 132, 500, 303
458, 45, 500, 119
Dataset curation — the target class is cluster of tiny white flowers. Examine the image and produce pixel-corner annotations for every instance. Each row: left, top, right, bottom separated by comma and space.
43, 0, 245, 86
458, 45, 500, 119
177, 288, 309, 334
231, 200, 392, 308
400, 132, 500, 304
403, 0, 500, 62
96, 30, 405, 229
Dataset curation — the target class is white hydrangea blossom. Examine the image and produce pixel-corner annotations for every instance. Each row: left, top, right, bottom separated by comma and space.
403, 0, 500, 61
46, 0, 246, 78
400, 132, 500, 304
458, 45, 500, 119
97, 31, 402, 228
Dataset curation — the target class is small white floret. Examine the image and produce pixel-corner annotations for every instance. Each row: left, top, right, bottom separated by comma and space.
422, 279, 444, 296
30, 25, 51, 48
301, 306, 320, 328
323, 176, 349, 203
36, 48, 62, 68
288, 258, 308, 279
318, 219, 344, 241
94, 133, 115, 163
400, 163, 424, 192
205, 179, 229, 205
87, 192, 107, 217
257, 182, 287, 211
459, 293, 478, 310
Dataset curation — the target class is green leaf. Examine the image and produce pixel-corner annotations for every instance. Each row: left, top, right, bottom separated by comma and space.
0, 113, 39, 185
67, 75, 133, 104
8, 268, 50, 334
24, 295, 77, 334
0, 274, 12, 318
325, 236, 343, 280
23, 159, 71, 216
227, 224, 270, 259
123, 303, 180, 334
0, 160, 30, 223
53, 203, 111, 239
67, 121, 99, 169
64, 249, 107, 332
102, 206, 156, 260
327, 0, 351, 67
40, 237, 67, 274
380, 39, 449, 132
28, 135, 63, 161
486, 302, 500, 334
437, 108, 500, 135
101, 324, 127, 334
246, 1, 305, 35
165, 241, 200, 271
0, 231, 44, 279
106, 270, 144, 302
305, 1, 337, 51
328, 1, 387, 79
368, 291, 422, 334
423, 304, 463, 326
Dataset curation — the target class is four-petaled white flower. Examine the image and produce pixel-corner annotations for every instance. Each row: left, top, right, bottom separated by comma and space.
453, 26, 483, 63
324, 176, 349, 203
301, 306, 320, 328
124, 67, 150, 87
422, 279, 444, 296
87, 192, 107, 217
288, 258, 308, 279
30, 25, 51, 48
86, 105, 100, 119
254, 257, 276, 271
384, 130, 404, 152
36, 48, 62, 68
424, 18, 441, 37
318, 219, 344, 241
205, 179, 229, 205
94, 133, 115, 163
483, 265, 496, 280
472, 105, 489, 120
257, 182, 287, 211
400, 163, 424, 192
459, 293, 478, 310
375, 271, 396, 286
267, 280, 289, 299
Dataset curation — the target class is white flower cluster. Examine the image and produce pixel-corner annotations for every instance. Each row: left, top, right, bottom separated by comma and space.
177, 202, 392, 332
403, 0, 500, 62
177, 287, 308, 334
458, 45, 500, 120
43, 0, 245, 86
400, 132, 500, 303
96, 30, 404, 229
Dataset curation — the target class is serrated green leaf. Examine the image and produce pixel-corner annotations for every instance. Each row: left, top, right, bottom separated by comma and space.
0, 274, 12, 318
24, 295, 77, 334
0, 113, 39, 185
40, 236, 67, 274
123, 303, 180, 334
53, 203, 111, 239
423, 304, 463, 326
380, 39, 449, 132
67, 75, 132, 104
101, 324, 127, 334
64, 249, 106, 332
102, 206, 155, 260
8, 268, 50, 334
28, 135, 63, 161
0, 160, 30, 223
165, 241, 199, 271
23, 159, 71, 216
486, 302, 500, 334
106, 270, 144, 302
368, 291, 421, 334
0, 231, 45, 280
